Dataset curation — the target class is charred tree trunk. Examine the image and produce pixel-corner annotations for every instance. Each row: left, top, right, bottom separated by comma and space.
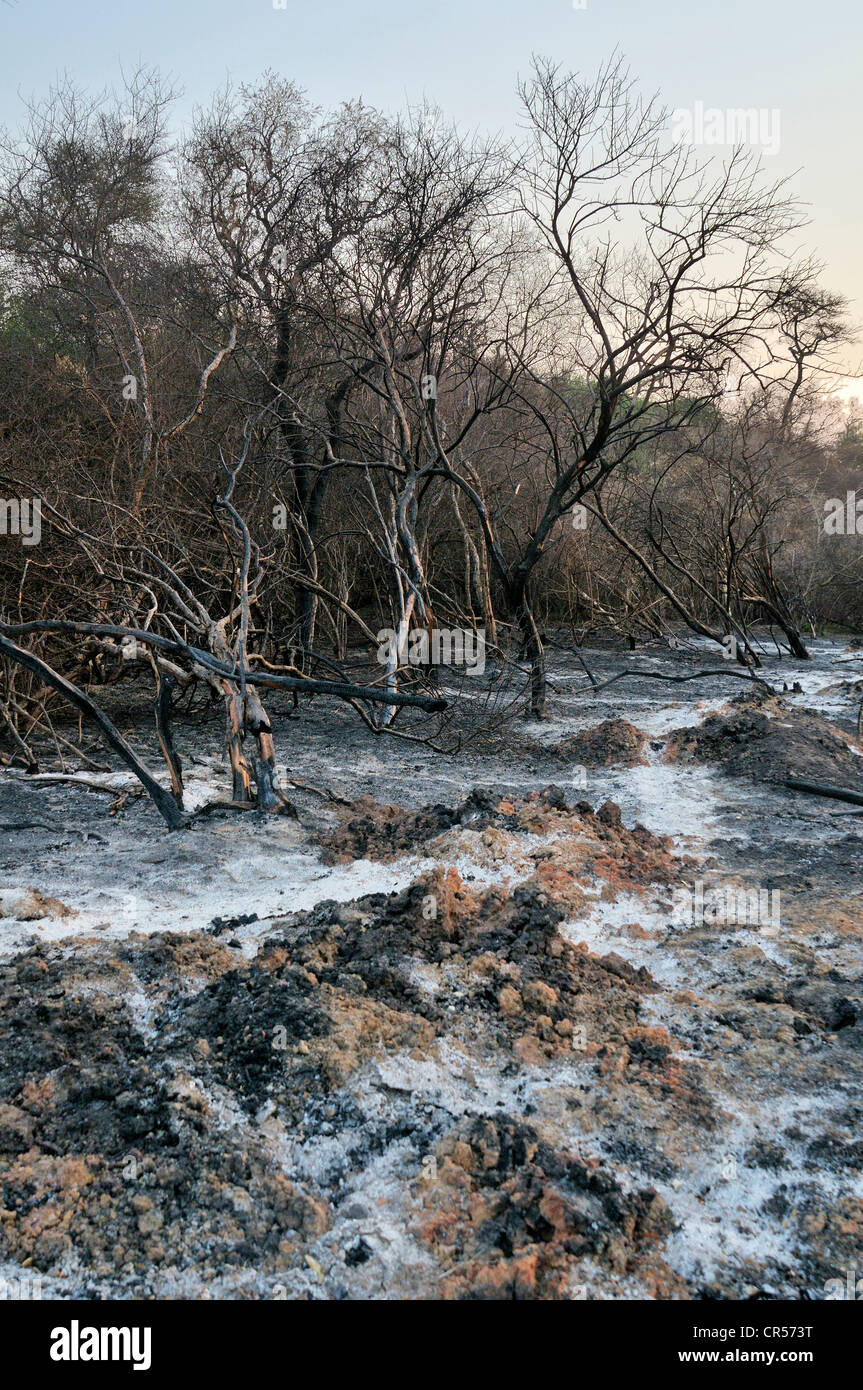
245, 684, 293, 813
152, 664, 184, 808
219, 677, 253, 803
509, 578, 547, 719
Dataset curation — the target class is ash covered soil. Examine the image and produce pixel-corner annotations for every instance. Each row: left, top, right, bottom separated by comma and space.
0, 636, 862, 1300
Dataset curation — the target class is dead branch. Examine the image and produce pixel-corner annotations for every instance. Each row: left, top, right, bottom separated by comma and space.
286, 776, 353, 806
0, 621, 447, 713
580, 667, 775, 697
0, 634, 186, 829
786, 777, 863, 808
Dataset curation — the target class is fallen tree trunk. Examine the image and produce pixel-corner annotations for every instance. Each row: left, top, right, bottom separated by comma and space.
585, 667, 774, 696
786, 777, 863, 807
0, 621, 447, 712
0, 634, 186, 830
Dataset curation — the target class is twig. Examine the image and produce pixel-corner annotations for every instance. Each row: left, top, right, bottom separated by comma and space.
22, 773, 135, 795
286, 777, 353, 807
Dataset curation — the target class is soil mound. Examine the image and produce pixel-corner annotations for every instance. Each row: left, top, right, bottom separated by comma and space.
0, 864, 689, 1294
556, 718, 647, 768
425, 1114, 677, 1299
320, 786, 688, 892
665, 691, 863, 788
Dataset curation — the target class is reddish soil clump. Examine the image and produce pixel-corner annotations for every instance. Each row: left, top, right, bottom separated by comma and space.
557, 718, 648, 768
420, 1114, 678, 1299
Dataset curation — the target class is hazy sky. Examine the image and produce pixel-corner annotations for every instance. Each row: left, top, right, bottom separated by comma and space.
1, 0, 860, 393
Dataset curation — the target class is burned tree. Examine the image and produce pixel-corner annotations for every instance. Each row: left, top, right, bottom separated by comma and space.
436, 57, 821, 713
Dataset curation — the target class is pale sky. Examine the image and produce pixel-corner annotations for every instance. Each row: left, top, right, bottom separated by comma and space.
1, 0, 860, 396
